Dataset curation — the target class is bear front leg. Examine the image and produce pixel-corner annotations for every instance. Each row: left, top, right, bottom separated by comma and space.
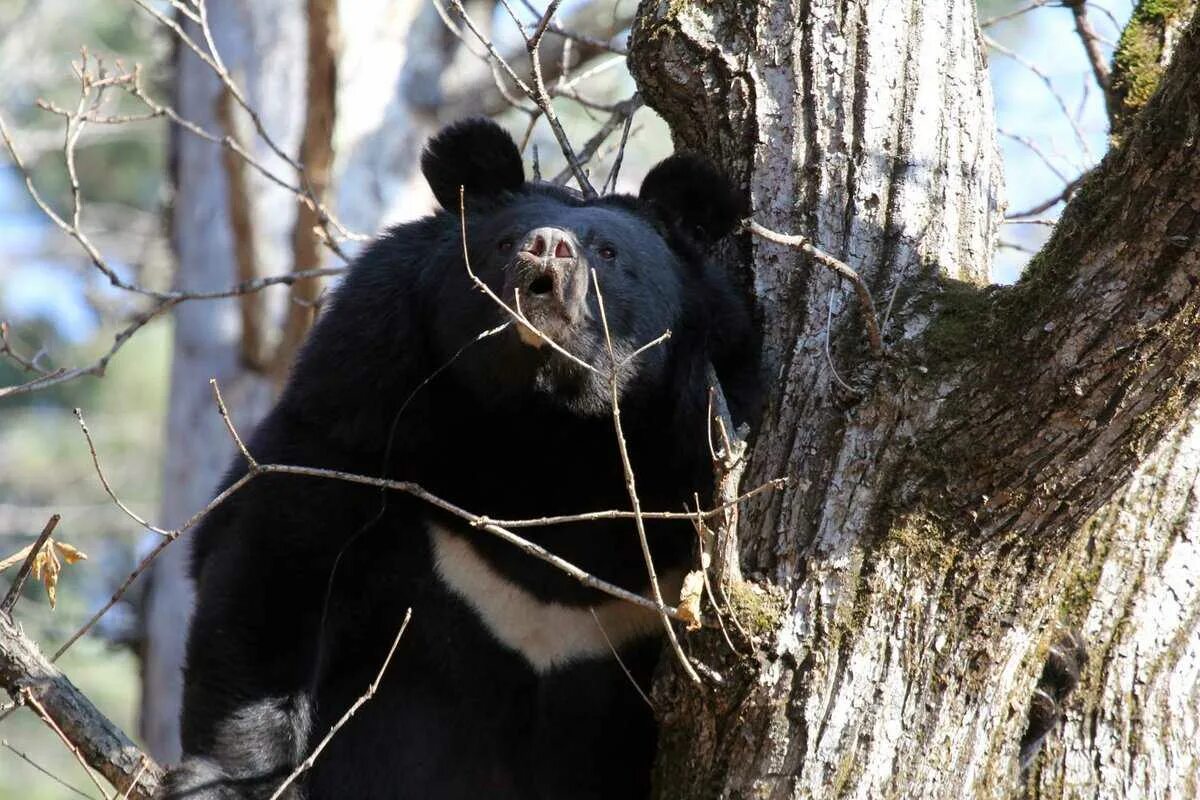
533, 642, 661, 800
165, 517, 325, 799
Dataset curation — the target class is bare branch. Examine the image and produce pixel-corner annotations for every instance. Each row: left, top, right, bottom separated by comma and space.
979, 0, 1056, 29
985, 35, 1094, 160
457, 189, 598, 374
0, 301, 178, 400
1063, 0, 1118, 117
210, 380, 257, 468
477, 478, 787, 529
20, 689, 112, 800
744, 219, 884, 356
592, 269, 701, 685
551, 94, 641, 185
0, 612, 162, 799
1006, 171, 1089, 219
1, 739, 96, 800
445, 0, 595, 196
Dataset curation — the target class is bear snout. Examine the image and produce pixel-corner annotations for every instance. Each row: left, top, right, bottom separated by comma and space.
507, 226, 589, 348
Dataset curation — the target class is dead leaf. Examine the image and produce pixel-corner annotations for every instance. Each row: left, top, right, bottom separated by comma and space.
52, 540, 88, 565
678, 569, 705, 631
0, 537, 88, 609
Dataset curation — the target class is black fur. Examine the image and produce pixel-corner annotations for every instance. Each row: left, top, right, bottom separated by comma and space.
1019, 627, 1088, 770
165, 118, 760, 800
420, 117, 525, 211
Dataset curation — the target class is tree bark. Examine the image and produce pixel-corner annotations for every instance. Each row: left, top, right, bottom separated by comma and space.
1022, 410, 1200, 798
1024, 2, 1200, 796
630, 1, 1200, 797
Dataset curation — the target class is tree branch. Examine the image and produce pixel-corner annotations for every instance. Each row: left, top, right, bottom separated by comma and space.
925, 6, 1200, 540
1064, 0, 1117, 119
0, 612, 162, 799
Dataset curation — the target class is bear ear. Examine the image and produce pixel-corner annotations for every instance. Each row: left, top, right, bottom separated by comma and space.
639, 154, 742, 247
421, 118, 525, 210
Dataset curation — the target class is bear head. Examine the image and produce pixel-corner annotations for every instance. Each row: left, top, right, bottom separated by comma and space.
417, 117, 747, 418
284, 118, 756, 453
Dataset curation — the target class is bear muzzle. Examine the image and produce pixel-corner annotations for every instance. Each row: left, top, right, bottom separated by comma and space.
506, 226, 589, 349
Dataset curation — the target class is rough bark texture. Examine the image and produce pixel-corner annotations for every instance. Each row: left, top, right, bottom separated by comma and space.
629, 1, 1200, 797
1023, 2, 1200, 796
1023, 411, 1200, 798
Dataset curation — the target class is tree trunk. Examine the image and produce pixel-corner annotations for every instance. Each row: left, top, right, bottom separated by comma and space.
141, 0, 305, 761
1023, 409, 1200, 797
1025, 2, 1200, 796
629, 1, 1200, 797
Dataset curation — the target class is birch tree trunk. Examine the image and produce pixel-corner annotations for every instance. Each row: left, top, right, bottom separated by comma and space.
629, 1, 1200, 797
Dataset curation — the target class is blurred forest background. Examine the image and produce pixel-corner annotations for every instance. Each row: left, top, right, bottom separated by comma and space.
0, 0, 1127, 796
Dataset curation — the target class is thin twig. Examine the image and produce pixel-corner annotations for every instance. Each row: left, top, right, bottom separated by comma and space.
121, 758, 151, 800
266, 611, 412, 800
0, 322, 51, 374
57, 407, 707, 662
881, 279, 904, 334
589, 608, 654, 710
602, 108, 635, 194
129, 0, 361, 249
985, 35, 1093, 160
519, 0, 627, 54
592, 269, 701, 685
1006, 172, 1088, 219
457, 189, 597, 374
74, 410, 171, 537
551, 94, 641, 185
744, 219, 884, 356
1, 739, 97, 800
21, 689, 113, 800
689, 507, 738, 655
447, 0, 595, 196
824, 288, 858, 394
1063, 0, 1117, 117
477, 478, 787, 528
0, 260, 345, 399
979, 0, 1056, 28
999, 129, 1074, 183
210, 380, 256, 467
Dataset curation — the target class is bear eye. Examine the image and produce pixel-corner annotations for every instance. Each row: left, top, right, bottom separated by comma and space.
498, 237, 514, 253
598, 245, 617, 261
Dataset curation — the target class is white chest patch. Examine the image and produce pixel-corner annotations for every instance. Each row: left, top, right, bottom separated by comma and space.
429, 523, 681, 673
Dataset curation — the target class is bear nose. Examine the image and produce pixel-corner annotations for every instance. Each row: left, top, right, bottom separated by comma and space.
517, 227, 579, 298
520, 227, 576, 261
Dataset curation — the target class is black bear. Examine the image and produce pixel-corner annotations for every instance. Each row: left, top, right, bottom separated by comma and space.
164, 118, 759, 800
